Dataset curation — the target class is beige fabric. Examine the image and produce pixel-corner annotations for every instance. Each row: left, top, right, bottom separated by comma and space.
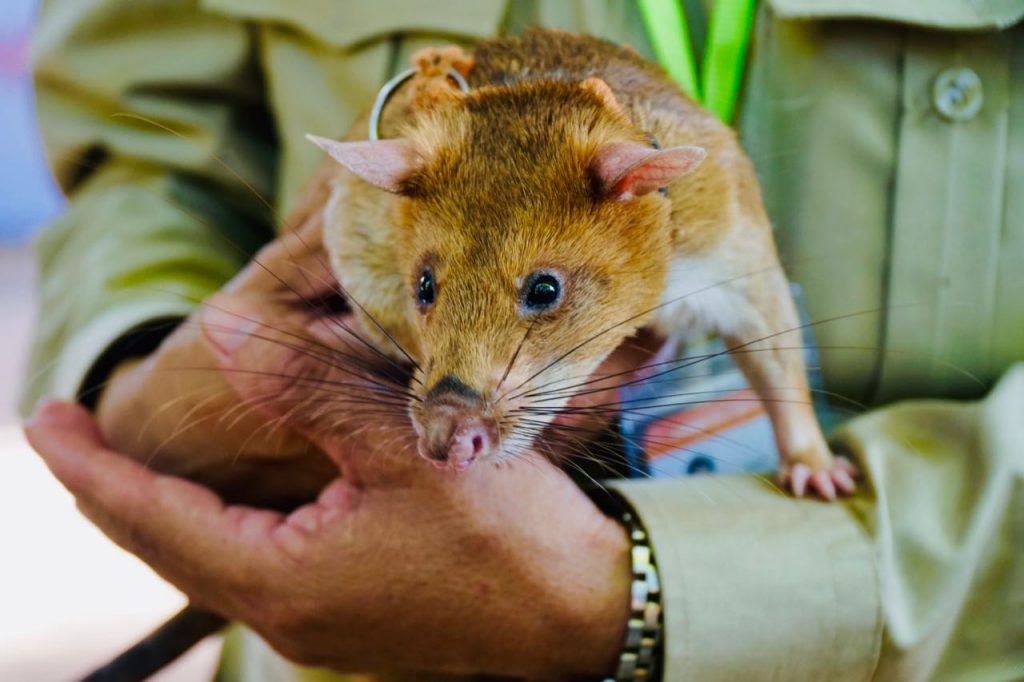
610, 478, 880, 681
619, 365, 1024, 682
740, 3, 1024, 405
766, 0, 1024, 29
841, 366, 1024, 681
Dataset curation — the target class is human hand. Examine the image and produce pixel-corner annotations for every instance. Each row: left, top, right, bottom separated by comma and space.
94, 180, 343, 505
26, 304, 634, 677
56, 160, 658, 675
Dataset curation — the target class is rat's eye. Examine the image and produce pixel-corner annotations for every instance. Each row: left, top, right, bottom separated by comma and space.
416, 268, 436, 308
522, 272, 562, 312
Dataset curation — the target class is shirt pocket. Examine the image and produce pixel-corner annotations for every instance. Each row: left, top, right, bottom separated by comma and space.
742, 0, 1024, 406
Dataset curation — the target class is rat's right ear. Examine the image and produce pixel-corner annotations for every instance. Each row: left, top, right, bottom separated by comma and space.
592, 142, 706, 201
306, 135, 420, 193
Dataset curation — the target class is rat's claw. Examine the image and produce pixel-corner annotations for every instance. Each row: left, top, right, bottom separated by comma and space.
835, 456, 859, 477
789, 464, 811, 497
832, 467, 857, 495
810, 471, 837, 501
783, 456, 860, 500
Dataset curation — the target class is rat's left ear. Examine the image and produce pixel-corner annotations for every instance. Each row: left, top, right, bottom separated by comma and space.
580, 77, 630, 122
306, 134, 420, 193
592, 142, 706, 201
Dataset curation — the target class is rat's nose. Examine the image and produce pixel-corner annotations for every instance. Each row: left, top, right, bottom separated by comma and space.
446, 421, 491, 470
418, 374, 494, 469
418, 415, 495, 470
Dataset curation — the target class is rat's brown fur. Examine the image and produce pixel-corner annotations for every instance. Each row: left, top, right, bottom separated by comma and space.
321, 29, 849, 491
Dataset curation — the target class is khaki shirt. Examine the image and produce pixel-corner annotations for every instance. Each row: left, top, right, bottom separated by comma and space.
27, 1, 1024, 680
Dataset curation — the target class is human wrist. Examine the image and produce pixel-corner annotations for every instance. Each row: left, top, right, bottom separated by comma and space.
535, 507, 633, 679
80, 317, 182, 410
94, 356, 149, 445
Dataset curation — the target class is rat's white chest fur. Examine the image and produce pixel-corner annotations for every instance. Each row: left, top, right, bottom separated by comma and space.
651, 254, 756, 340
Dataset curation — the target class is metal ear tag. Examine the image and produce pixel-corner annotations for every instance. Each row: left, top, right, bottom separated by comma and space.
368, 67, 470, 141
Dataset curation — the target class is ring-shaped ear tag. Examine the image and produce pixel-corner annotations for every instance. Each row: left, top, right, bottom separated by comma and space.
368, 67, 471, 141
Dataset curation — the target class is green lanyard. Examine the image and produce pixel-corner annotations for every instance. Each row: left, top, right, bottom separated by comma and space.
637, 0, 756, 123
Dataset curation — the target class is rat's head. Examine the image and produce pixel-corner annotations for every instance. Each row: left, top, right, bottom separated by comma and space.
310, 78, 704, 470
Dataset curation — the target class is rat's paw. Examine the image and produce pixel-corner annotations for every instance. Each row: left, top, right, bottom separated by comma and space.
780, 456, 858, 501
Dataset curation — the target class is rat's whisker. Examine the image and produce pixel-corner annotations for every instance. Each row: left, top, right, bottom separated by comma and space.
519, 418, 753, 479
520, 396, 819, 414
145, 388, 244, 466
284, 226, 423, 373
235, 365, 417, 402
101, 156, 421, 378
512, 425, 656, 484
519, 404, 774, 464
188, 314, 417, 395
510, 304, 926, 404
495, 318, 536, 398
134, 285, 414, 391
139, 383, 241, 447
507, 261, 794, 393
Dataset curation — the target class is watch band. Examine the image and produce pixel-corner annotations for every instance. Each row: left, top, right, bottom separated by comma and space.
601, 495, 664, 682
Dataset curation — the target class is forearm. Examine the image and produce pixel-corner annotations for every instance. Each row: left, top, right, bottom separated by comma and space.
610, 364, 1024, 681
25, 0, 275, 412
611, 476, 879, 681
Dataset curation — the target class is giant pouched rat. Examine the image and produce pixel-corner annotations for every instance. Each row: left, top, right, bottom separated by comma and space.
84, 28, 856, 682
310, 30, 857, 499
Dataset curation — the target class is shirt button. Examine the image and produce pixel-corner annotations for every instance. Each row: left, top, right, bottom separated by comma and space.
932, 67, 983, 122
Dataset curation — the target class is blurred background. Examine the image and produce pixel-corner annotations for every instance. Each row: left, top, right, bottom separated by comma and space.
0, 0, 220, 678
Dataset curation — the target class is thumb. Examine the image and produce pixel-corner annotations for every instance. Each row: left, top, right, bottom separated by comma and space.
201, 293, 321, 418
201, 294, 412, 454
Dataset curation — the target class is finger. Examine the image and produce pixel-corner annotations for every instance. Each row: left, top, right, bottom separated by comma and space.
24, 400, 283, 605
201, 297, 329, 432
201, 294, 269, 359
201, 291, 365, 371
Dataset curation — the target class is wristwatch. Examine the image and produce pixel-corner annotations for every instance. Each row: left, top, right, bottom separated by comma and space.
595, 491, 664, 682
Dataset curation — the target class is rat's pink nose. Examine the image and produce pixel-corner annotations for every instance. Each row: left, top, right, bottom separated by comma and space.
417, 374, 496, 470
417, 416, 494, 470
446, 422, 491, 470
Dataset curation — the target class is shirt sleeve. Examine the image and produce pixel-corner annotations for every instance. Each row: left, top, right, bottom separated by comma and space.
611, 363, 1024, 681
21, 0, 276, 412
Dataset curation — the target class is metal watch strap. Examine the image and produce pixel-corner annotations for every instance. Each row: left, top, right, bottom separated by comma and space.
603, 499, 663, 682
